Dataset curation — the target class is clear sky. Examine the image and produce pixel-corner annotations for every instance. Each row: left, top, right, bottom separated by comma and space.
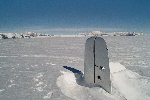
0, 0, 150, 34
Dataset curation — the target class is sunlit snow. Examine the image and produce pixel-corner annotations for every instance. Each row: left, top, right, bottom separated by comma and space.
0, 36, 150, 100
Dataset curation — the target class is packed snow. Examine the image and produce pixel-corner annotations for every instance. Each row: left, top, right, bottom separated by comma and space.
57, 62, 150, 100
0, 36, 150, 100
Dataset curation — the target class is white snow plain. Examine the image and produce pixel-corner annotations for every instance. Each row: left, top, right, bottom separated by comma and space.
0, 36, 150, 100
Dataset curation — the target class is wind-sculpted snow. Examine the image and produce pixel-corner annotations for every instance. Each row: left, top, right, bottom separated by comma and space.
112, 69, 150, 100
0, 36, 150, 100
57, 62, 150, 100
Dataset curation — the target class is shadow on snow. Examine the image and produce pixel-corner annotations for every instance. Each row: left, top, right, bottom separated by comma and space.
63, 66, 100, 88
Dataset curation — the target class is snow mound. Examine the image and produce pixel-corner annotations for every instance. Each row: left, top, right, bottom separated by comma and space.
109, 62, 126, 73
111, 70, 150, 100
57, 71, 118, 100
57, 62, 150, 100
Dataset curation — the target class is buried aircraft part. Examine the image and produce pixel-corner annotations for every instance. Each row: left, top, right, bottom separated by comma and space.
84, 36, 111, 93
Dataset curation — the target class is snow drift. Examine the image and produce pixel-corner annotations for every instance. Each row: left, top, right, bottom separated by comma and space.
57, 62, 150, 100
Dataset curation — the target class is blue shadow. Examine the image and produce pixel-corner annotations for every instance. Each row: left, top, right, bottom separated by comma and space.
63, 66, 82, 74
63, 66, 100, 88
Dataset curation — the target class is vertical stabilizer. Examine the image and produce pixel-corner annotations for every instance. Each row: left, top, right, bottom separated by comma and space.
84, 36, 111, 93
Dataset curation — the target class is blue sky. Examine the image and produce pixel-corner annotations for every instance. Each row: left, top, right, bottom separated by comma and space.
0, 0, 150, 34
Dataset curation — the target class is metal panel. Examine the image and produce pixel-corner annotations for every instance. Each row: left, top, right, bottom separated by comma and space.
95, 37, 111, 93
84, 36, 111, 93
84, 37, 95, 84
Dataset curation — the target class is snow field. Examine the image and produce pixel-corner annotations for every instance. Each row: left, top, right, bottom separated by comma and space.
0, 36, 150, 100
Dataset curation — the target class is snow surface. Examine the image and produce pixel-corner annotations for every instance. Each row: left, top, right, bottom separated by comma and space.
0, 36, 150, 100
57, 62, 150, 100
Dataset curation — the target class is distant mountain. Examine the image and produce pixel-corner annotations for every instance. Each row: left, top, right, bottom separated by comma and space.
78, 31, 144, 36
